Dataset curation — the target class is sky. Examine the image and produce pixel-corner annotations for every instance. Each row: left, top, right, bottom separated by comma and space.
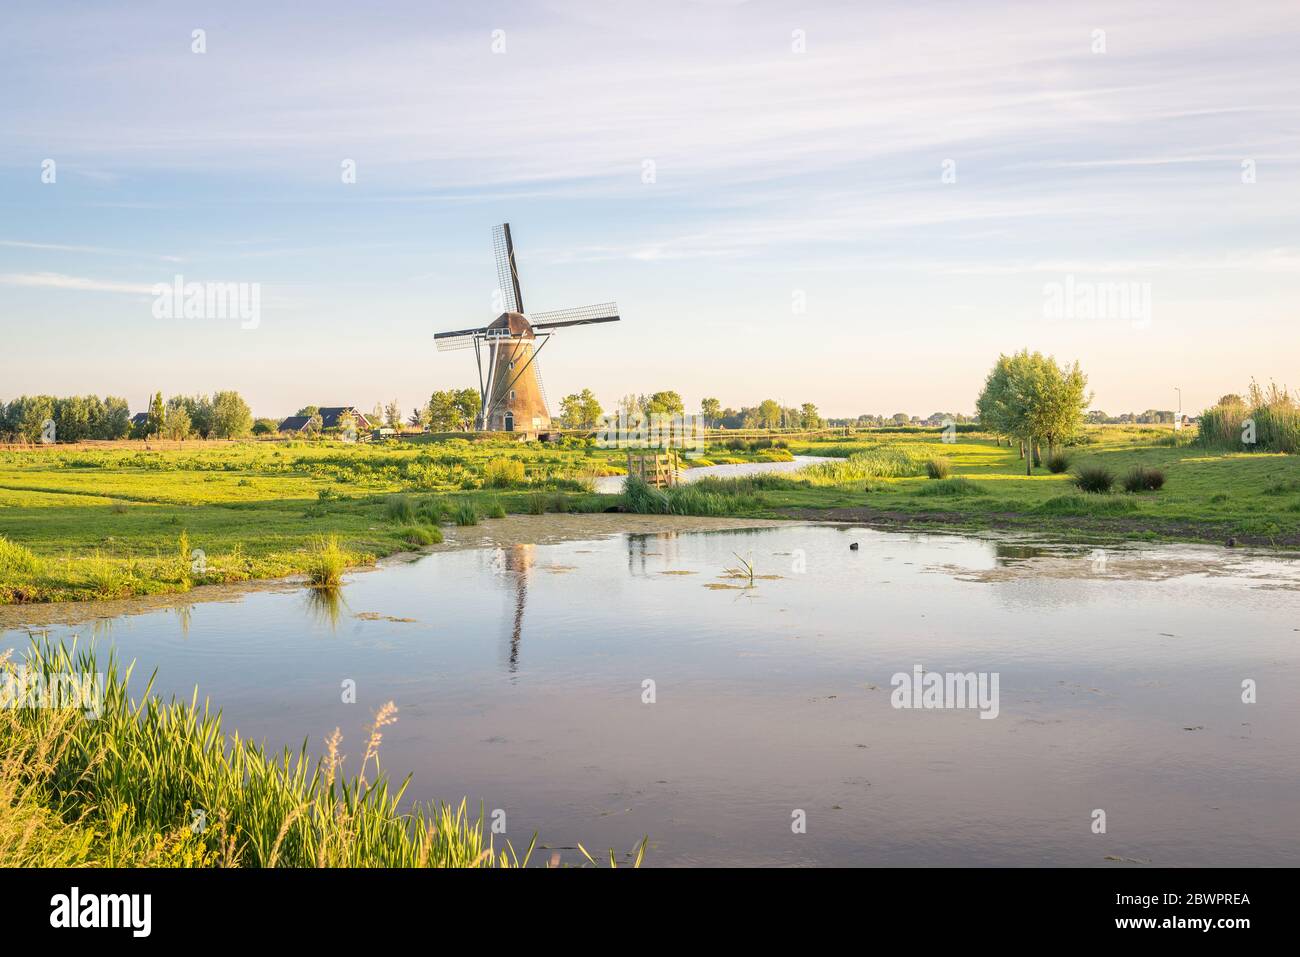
2, 0, 1298, 420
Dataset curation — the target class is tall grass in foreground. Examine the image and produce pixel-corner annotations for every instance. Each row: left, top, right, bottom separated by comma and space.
0, 641, 642, 867
0, 536, 43, 577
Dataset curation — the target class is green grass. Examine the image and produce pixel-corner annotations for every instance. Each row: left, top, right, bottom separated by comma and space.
4, 426, 1300, 605
305, 535, 350, 588
1, 640, 645, 867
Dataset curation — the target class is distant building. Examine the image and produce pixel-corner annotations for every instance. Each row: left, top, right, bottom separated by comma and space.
278, 406, 372, 433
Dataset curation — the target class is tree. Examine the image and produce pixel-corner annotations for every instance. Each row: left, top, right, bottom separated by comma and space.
701, 397, 721, 427
409, 407, 430, 428
1218, 394, 1245, 407
146, 392, 165, 438
646, 391, 684, 416
977, 351, 1090, 474
337, 410, 358, 439
800, 403, 822, 429
303, 413, 323, 438
211, 390, 253, 438
296, 405, 320, 418
162, 403, 192, 441
98, 396, 131, 439
558, 389, 603, 429
251, 418, 278, 435
755, 399, 782, 429
419, 389, 482, 431
384, 399, 403, 431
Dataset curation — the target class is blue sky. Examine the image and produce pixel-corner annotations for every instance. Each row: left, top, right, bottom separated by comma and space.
2, 0, 1298, 418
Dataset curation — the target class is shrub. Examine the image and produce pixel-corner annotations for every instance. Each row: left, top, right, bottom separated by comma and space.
1122, 465, 1166, 493
1046, 452, 1071, 474
485, 501, 507, 519
924, 457, 951, 479
1072, 464, 1115, 493
484, 458, 526, 488
525, 493, 548, 514
453, 503, 479, 526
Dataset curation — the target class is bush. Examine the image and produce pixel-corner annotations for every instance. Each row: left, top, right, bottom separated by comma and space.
1046, 452, 1071, 474
1072, 464, 1115, 493
483, 458, 526, 488
1122, 465, 1166, 493
924, 457, 951, 479
485, 501, 507, 519
525, 493, 548, 514
453, 502, 479, 526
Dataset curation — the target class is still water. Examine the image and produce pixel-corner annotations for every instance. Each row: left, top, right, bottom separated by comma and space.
590, 454, 830, 493
5, 519, 1298, 866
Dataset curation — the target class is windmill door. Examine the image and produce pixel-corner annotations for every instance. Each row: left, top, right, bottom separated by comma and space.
504, 412, 514, 432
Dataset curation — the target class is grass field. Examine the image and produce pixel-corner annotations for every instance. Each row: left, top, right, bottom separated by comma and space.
1, 426, 1298, 605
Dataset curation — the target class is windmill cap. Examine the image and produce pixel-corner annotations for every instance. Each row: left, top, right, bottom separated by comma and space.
489, 312, 534, 336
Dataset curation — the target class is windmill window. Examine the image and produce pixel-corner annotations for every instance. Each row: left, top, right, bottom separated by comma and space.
509, 390, 516, 401
508, 361, 515, 370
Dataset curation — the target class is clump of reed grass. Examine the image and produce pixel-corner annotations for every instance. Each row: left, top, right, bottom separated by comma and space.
384, 494, 416, 524
800, 446, 928, 483
453, 503, 479, 526
306, 535, 348, 588
525, 492, 548, 514
485, 501, 507, 519
1046, 452, 1072, 474
924, 457, 951, 479
1072, 464, 1116, 493
1122, 465, 1166, 492
0, 536, 43, 577
1035, 493, 1138, 516
913, 477, 986, 497
402, 526, 442, 547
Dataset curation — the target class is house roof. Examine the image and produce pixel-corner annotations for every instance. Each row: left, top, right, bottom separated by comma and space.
130, 412, 149, 425
278, 407, 372, 432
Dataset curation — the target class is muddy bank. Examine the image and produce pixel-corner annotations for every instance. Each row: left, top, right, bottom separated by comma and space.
0, 513, 792, 630
778, 505, 1300, 550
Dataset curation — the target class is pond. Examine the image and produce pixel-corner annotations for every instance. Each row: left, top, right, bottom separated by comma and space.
4, 518, 1298, 866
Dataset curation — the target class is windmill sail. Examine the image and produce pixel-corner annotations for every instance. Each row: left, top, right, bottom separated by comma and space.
530, 302, 620, 329
492, 223, 524, 314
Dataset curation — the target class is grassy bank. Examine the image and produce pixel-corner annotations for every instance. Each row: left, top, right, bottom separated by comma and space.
3, 427, 1299, 606
0, 640, 642, 867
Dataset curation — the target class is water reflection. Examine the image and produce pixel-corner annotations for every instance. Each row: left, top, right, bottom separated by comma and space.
304, 587, 348, 629
492, 545, 534, 672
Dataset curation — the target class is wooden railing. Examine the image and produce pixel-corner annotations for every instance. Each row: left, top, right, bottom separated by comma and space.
626, 450, 680, 487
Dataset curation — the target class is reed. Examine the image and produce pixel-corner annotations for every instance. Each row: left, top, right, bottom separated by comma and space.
306, 535, 348, 587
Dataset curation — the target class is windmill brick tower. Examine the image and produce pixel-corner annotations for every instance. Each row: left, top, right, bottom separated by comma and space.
435, 224, 620, 436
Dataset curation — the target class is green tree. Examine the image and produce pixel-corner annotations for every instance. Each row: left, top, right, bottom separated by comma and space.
162, 403, 192, 440
645, 391, 684, 416
800, 403, 822, 429
251, 418, 279, 435
146, 392, 165, 438
426, 391, 459, 431
452, 389, 481, 430
98, 396, 131, 439
700, 397, 721, 427
211, 390, 253, 438
558, 389, 603, 429
756, 399, 782, 430
303, 413, 323, 438
384, 399, 403, 431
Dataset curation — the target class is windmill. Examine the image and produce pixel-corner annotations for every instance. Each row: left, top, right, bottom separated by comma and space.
434, 223, 620, 434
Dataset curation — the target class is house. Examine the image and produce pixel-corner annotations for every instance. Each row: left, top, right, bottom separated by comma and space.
278, 407, 373, 434
129, 412, 149, 428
